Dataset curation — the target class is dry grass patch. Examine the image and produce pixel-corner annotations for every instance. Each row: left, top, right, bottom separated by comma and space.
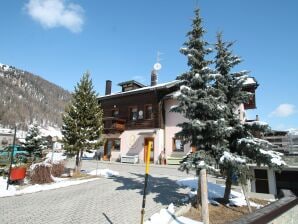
183, 198, 270, 224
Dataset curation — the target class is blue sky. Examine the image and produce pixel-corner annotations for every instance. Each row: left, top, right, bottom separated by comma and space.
0, 0, 297, 130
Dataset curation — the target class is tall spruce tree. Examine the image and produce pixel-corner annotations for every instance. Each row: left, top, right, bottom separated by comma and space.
172, 9, 228, 205
214, 33, 285, 202
24, 124, 46, 158
62, 72, 103, 173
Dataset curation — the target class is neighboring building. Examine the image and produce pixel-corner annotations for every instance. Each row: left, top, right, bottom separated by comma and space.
0, 132, 14, 148
98, 69, 258, 164
264, 130, 289, 152
250, 130, 298, 196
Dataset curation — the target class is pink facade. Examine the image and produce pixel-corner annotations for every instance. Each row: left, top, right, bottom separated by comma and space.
164, 98, 191, 156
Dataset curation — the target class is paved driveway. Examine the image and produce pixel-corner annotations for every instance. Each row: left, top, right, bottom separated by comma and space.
0, 161, 191, 224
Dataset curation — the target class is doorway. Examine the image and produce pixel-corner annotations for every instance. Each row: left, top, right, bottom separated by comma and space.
144, 137, 154, 163
104, 138, 120, 160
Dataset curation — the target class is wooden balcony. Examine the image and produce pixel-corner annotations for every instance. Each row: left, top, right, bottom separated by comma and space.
103, 117, 126, 133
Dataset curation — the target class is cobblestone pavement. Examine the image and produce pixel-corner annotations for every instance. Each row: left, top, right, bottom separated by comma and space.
0, 161, 192, 224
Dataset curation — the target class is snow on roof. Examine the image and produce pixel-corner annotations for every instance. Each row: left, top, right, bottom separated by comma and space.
98, 80, 182, 99
245, 120, 268, 126
243, 77, 257, 85
288, 128, 298, 136
39, 126, 63, 139
118, 80, 146, 87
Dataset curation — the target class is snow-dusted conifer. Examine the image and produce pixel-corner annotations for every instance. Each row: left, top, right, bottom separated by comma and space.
24, 124, 46, 158
214, 33, 285, 201
172, 9, 227, 190
62, 72, 103, 173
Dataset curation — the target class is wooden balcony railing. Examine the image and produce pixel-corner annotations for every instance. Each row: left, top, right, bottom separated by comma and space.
103, 117, 126, 133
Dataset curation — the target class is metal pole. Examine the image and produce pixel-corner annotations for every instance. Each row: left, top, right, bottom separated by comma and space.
7, 125, 17, 190
140, 140, 152, 224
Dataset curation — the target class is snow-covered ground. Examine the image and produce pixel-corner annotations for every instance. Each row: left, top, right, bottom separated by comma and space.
145, 204, 203, 224
177, 177, 260, 207
146, 176, 264, 224
145, 203, 202, 224
88, 169, 119, 177
0, 176, 99, 198
45, 152, 67, 163
1, 147, 119, 199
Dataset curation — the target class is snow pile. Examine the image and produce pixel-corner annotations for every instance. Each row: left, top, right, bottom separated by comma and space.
88, 169, 119, 177
45, 152, 67, 163
177, 177, 260, 207
145, 203, 202, 224
0, 176, 98, 198
0, 177, 17, 197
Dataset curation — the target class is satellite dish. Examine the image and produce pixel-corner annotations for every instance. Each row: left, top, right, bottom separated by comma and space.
153, 63, 162, 71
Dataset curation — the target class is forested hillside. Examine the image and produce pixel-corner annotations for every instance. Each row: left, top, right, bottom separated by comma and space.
0, 63, 71, 129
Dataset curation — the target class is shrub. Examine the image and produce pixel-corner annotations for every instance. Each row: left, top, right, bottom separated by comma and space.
51, 161, 65, 177
30, 163, 53, 184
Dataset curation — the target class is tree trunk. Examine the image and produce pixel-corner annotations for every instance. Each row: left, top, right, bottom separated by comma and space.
197, 174, 201, 210
224, 171, 232, 203
200, 169, 209, 224
75, 151, 81, 174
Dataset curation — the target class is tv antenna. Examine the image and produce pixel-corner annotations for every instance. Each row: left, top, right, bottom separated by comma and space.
153, 51, 163, 71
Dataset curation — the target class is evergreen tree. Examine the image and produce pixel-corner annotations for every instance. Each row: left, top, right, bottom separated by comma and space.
62, 72, 103, 173
24, 124, 45, 158
172, 9, 228, 205
214, 33, 285, 202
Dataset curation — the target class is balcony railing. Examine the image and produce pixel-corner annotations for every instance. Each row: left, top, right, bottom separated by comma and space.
103, 117, 126, 133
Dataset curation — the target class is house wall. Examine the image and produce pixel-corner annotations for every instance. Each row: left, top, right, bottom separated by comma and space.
237, 103, 246, 123
99, 91, 161, 131
164, 98, 191, 156
104, 129, 164, 163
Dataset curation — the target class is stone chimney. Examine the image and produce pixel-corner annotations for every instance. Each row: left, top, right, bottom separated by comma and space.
105, 80, 112, 95
151, 70, 157, 86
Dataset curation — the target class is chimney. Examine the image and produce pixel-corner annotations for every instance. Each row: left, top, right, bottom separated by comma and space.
151, 70, 157, 86
105, 80, 112, 95
256, 115, 259, 121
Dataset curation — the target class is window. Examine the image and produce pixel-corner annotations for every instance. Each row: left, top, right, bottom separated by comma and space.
114, 139, 120, 151
173, 138, 184, 151
129, 107, 138, 121
145, 105, 153, 119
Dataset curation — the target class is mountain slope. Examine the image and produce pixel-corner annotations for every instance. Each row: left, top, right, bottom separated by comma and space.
0, 63, 71, 129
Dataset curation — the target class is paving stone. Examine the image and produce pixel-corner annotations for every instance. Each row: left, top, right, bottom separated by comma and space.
0, 161, 190, 224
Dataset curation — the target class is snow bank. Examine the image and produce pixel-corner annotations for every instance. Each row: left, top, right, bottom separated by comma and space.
0, 176, 98, 198
177, 177, 260, 207
145, 203, 202, 224
88, 169, 119, 177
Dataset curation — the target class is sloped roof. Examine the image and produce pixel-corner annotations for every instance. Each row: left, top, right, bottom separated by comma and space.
98, 80, 182, 100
